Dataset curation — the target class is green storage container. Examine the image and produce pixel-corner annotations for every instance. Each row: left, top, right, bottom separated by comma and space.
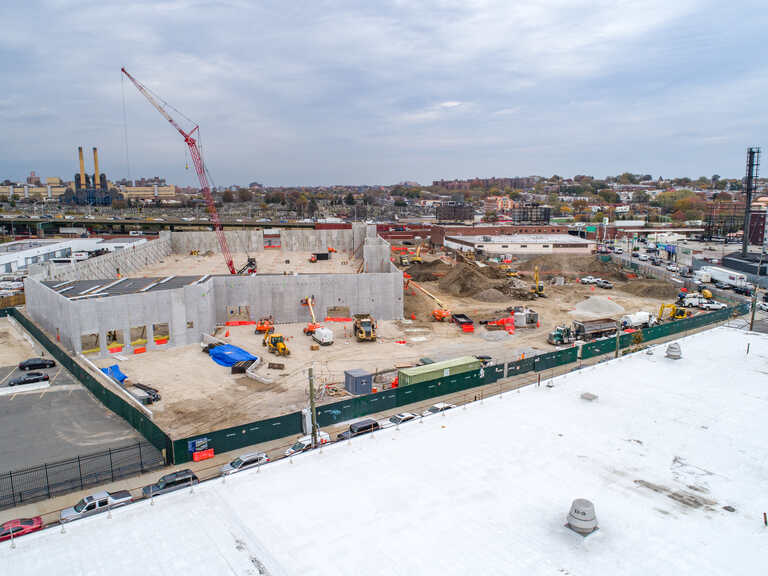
398, 356, 482, 386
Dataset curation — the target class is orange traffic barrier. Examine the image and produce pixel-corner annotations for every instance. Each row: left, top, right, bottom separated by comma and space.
192, 448, 215, 462
133, 346, 146, 354
225, 321, 257, 326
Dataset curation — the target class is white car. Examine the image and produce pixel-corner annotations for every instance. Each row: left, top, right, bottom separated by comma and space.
220, 451, 269, 475
666, 264, 679, 272
699, 300, 726, 311
580, 276, 598, 285
284, 432, 331, 456
757, 302, 768, 312
422, 402, 456, 417
379, 412, 418, 429
638, 254, 648, 261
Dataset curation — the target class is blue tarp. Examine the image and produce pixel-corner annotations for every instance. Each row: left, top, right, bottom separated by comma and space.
209, 344, 259, 367
101, 364, 127, 383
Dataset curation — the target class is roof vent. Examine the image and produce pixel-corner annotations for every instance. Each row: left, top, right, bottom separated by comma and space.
566, 498, 598, 535
665, 342, 682, 360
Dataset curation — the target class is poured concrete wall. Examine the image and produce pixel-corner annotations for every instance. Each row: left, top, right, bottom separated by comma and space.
29, 236, 172, 282
278, 229, 355, 253
169, 230, 264, 255
25, 268, 402, 357
211, 270, 403, 325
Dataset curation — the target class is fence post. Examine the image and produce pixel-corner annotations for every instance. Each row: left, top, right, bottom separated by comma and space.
77, 456, 84, 490
9, 471, 16, 506
44, 463, 51, 499
138, 441, 143, 471
108, 448, 115, 482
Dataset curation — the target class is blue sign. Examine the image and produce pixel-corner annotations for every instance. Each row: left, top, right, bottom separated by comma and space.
187, 437, 209, 453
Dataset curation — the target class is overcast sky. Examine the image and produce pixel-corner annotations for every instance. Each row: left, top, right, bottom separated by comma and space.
1, 1, 766, 187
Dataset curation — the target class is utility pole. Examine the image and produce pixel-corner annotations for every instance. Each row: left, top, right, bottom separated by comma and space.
614, 320, 621, 358
308, 366, 318, 448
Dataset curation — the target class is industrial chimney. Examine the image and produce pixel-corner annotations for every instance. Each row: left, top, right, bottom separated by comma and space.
93, 147, 100, 192
78, 146, 86, 191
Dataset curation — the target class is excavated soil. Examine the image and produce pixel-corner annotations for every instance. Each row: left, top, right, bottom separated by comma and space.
621, 279, 681, 300
406, 260, 453, 282
517, 254, 626, 281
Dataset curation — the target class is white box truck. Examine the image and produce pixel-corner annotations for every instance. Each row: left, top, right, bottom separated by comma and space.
698, 266, 747, 289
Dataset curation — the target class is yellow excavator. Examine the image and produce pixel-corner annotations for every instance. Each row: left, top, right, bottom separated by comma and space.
529, 265, 545, 297
263, 330, 290, 356
411, 243, 425, 264
658, 303, 691, 322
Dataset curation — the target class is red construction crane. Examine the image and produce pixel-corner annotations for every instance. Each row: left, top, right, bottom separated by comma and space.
120, 67, 237, 274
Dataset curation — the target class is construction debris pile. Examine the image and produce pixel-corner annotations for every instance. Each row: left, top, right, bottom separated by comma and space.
569, 296, 625, 319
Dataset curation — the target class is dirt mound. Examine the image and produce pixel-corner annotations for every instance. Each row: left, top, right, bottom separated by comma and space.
569, 296, 625, 319
473, 288, 509, 302
621, 279, 680, 299
406, 260, 452, 282
438, 262, 496, 296
517, 254, 625, 281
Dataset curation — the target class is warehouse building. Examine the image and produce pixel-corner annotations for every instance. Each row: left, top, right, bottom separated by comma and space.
0, 237, 146, 273
444, 233, 593, 257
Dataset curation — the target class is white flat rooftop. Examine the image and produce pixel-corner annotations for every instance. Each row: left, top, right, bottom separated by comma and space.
448, 233, 591, 244
3, 326, 767, 575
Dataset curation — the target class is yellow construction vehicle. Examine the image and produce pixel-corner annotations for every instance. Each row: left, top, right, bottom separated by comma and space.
411, 243, 425, 264
529, 265, 545, 297
658, 303, 690, 322
263, 331, 290, 356
506, 270, 519, 278
353, 314, 377, 341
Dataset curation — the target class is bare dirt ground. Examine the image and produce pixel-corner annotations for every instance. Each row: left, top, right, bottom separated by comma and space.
132, 250, 360, 277
96, 274, 674, 439
0, 317, 37, 366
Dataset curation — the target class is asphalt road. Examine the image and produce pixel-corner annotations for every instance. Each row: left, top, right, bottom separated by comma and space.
0, 364, 76, 389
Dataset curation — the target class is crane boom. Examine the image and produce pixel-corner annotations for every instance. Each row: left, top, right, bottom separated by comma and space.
120, 67, 236, 274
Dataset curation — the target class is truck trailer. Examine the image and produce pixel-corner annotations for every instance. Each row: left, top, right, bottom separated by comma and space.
698, 266, 748, 289
547, 318, 618, 345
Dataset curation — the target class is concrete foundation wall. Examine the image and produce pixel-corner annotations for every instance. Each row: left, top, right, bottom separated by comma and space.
363, 237, 392, 273
169, 230, 264, 255
212, 270, 403, 325
26, 269, 403, 357
29, 236, 172, 282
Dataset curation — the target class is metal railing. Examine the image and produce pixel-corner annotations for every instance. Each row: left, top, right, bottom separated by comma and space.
0, 442, 163, 511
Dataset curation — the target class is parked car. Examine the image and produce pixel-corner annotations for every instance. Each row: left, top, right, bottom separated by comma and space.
284, 431, 331, 456
666, 264, 679, 272
733, 285, 754, 296
142, 469, 199, 498
700, 300, 727, 311
596, 279, 613, 289
0, 517, 43, 542
713, 281, 730, 290
220, 451, 269, 475
650, 258, 662, 266
18, 357, 55, 371
757, 301, 768, 312
422, 402, 456, 416
9, 372, 49, 387
631, 251, 640, 258
580, 276, 598, 285
388, 412, 417, 426
474, 355, 493, 367
60, 490, 132, 522
337, 419, 380, 440
638, 254, 649, 262
614, 248, 623, 254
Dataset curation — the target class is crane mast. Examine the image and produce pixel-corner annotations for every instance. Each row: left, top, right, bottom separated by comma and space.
120, 67, 236, 274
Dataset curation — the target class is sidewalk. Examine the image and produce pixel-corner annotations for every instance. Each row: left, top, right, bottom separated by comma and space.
0, 315, 736, 526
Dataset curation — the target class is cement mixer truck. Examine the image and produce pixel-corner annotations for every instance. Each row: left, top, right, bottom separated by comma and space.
620, 311, 656, 329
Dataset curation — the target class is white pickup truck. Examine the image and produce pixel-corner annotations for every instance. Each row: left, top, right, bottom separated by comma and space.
60, 490, 133, 522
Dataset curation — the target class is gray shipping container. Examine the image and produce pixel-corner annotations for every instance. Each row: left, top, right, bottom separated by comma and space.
344, 368, 373, 395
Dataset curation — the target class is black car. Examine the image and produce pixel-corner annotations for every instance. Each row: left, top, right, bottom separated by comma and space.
9, 372, 50, 387
337, 419, 380, 440
142, 469, 199, 498
18, 358, 56, 371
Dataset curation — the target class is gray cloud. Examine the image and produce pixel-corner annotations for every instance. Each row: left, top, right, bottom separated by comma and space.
0, 0, 766, 185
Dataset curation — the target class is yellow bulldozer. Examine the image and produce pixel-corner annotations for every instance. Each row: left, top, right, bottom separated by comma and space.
263, 331, 290, 356
353, 314, 377, 342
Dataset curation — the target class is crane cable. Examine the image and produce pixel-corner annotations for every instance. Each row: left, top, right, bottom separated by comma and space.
121, 72, 131, 180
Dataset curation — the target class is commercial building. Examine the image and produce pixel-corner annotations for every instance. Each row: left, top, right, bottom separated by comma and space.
430, 224, 568, 246
0, 237, 146, 274
4, 327, 764, 575
444, 233, 593, 257
436, 201, 475, 222
483, 195, 514, 212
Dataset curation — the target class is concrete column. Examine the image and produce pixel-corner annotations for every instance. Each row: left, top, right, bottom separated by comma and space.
98, 327, 109, 357
146, 323, 156, 350
8, 185, 13, 199
23, 185, 29, 199
122, 323, 132, 354
47, 185, 52, 199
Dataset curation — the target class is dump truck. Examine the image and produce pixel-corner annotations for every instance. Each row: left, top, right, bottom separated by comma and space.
620, 311, 656, 329
547, 318, 617, 345
353, 314, 377, 342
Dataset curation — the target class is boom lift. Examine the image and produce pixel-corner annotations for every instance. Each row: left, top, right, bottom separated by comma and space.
121, 67, 250, 275
301, 296, 321, 335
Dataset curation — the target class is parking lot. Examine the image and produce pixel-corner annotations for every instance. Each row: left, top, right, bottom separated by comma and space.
0, 320, 160, 473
